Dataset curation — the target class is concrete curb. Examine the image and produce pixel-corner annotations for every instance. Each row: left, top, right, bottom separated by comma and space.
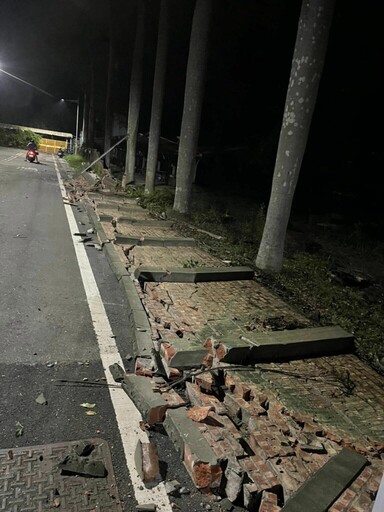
163, 407, 222, 490
134, 265, 255, 283
117, 218, 175, 228
122, 375, 169, 425
115, 234, 196, 247
82, 170, 101, 187
83, 200, 153, 358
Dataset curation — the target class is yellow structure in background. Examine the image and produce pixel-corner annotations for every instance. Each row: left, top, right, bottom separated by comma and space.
39, 138, 68, 154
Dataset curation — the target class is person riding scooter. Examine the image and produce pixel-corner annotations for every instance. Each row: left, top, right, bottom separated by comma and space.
26, 140, 39, 163
57, 148, 64, 158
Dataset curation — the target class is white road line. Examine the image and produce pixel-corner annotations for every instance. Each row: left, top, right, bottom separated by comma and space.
53, 157, 172, 512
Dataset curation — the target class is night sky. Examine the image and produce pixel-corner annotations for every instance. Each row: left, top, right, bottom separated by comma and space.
0, 0, 383, 225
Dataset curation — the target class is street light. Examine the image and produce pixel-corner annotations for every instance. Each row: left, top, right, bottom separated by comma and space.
60, 98, 80, 154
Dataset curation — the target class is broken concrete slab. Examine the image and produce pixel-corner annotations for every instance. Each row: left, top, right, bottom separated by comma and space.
118, 276, 154, 358
82, 171, 100, 187
118, 204, 146, 213
163, 407, 222, 490
225, 457, 244, 503
159, 338, 209, 370
204, 336, 253, 365
117, 217, 175, 228
98, 213, 114, 222
122, 374, 169, 425
115, 234, 196, 247
134, 440, 162, 489
205, 326, 355, 365
83, 201, 111, 246
281, 448, 368, 511
103, 242, 129, 280
134, 266, 255, 284
109, 363, 126, 382
250, 325, 355, 361
95, 202, 120, 212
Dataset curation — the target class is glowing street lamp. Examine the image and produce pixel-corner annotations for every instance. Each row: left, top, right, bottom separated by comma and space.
60, 98, 80, 154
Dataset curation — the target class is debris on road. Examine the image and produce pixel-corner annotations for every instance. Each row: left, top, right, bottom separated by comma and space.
109, 363, 126, 382
35, 393, 48, 405
135, 440, 162, 489
74, 440, 95, 456
15, 421, 24, 437
59, 454, 107, 478
164, 479, 181, 496
136, 505, 157, 512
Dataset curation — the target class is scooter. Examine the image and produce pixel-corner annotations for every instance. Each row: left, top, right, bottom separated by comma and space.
26, 149, 38, 163
57, 149, 64, 158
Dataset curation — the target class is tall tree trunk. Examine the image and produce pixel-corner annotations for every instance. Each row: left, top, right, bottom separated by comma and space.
122, 1, 145, 188
173, 0, 212, 213
256, 0, 335, 272
104, 40, 114, 169
145, 0, 169, 195
81, 92, 87, 147
82, 91, 89, 148
87, 63, 95, 149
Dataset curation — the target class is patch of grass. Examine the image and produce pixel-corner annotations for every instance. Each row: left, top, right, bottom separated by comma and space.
65, 154, 87, 174
0, 127, 40, 149
135, 186, 175, 215
257, 252, 384, 369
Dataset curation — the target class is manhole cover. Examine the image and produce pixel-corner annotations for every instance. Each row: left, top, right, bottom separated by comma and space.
0, 438, 122, 511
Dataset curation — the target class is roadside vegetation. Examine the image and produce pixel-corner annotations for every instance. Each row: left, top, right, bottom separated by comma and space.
65, 154, 85, 173
0, 127, 40, 149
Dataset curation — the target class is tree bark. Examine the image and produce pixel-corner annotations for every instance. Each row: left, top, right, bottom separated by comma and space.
173, 0, 212, 213
256, 0, 335, 272
104, 40, 114, 169
122, 1, 146, 188
145, 0, 169, 195
87, 63, 95, 149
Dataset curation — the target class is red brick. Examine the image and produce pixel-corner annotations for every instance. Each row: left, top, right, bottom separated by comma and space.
215, 343, 228, 361
259, 490, 281, 512
197, 424, 244, 460
187, 406, 213, 422
224, 372, 236, 392
159, 342, 176, 363
136, 441, 162, 488
248, 431, 295, 460
185, 382, 226, 415
135, 358, 154, 377
331, 488, 357, 509
183, 442, 222, 490
161, 388, 186, 408
195, 372, 214, 393
209, 412, 242, 439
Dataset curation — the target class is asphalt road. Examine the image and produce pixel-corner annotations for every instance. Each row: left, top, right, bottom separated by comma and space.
0, 147, 213, 512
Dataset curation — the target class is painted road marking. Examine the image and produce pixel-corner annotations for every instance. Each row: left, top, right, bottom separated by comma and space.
53, 157, 172, 511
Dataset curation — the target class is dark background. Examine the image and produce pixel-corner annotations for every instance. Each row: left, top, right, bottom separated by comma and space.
0, 0, 383, 228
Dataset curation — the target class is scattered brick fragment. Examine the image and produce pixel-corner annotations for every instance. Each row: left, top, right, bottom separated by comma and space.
187, 406, 213, 422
